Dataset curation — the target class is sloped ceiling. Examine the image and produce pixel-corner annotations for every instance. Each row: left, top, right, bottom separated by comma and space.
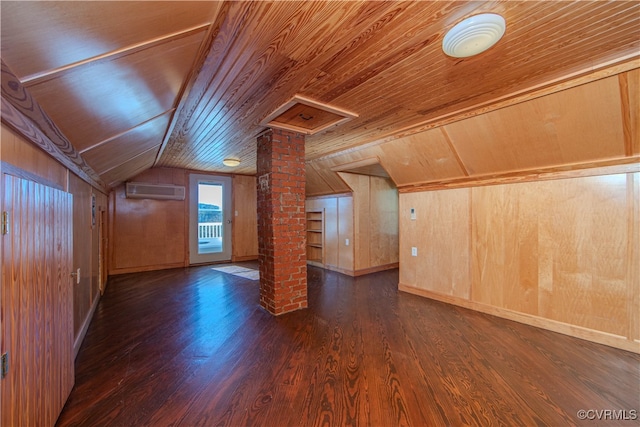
306, 70, 640, 195
1, 1, 639, 191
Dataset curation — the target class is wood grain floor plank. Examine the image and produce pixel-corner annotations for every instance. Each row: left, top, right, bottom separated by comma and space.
56, 264, 640, 426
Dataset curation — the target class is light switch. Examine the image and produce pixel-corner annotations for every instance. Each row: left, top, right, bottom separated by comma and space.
411, 247, 418, 257
410, 208, 416, 220
345, 238, 349, 246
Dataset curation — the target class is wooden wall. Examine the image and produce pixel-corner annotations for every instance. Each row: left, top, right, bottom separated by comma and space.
306, 173, 399, 276
68, 174, 108, 345
1, 175, 74, 427
1, 123, 107, 423
339, 173, 399, 274
303, 64, 639, 352
1, 124, 107, 355
109, 168, 258, 274
399, 168, 640, 353
337, 196, 354, 272
306, 195, 352, 274
232, 175, 258, 261
1, 123, 67, 189
109, 168, 187, 274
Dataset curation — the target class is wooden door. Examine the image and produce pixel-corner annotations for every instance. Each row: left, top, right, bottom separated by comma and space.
99, 208, 108, 294
1, 174, 74, 426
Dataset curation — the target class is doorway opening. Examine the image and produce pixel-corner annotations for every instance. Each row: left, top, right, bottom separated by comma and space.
189, 174, 232, 264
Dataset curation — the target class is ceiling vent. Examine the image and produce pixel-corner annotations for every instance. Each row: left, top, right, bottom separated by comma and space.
125, 182, 186, 200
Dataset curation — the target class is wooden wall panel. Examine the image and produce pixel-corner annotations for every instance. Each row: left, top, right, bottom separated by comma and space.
399, 169, 639, 352
528, 175, 630, 336
110, 168, 187, 274
630, 173, 640, 343
471, 176, 632, 336
337, 196, 354, 271
444, 76, 627, 175
306, 195, 355, 273
1, 123, 107, 355
378, 129, 466, 185
1, 123, 67, 189
1, 175, 74, 427
339, 173, 399, 272
306, 197, 339, 269
339, 173, 370, 271
471, 184, 540, 314
321, 197, 339, 267
110, 168, 259, 274
232, 175, 258, 261
322, 198, 339, 269
399, 189, 471, 298
93, 192, 108, 295
68, 174, 92, 338
369, 176, 399, 267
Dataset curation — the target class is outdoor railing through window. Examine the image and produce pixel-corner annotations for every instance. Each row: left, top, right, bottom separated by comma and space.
198, 222, 222, 239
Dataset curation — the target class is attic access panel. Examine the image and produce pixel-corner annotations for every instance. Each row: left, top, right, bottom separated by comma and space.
261, 95, 358, 135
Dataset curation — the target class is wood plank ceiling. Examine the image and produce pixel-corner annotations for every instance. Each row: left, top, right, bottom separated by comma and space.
1, 1, 639, 189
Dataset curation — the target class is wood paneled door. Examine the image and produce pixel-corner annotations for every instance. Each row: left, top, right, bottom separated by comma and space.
1, 174, 74, 426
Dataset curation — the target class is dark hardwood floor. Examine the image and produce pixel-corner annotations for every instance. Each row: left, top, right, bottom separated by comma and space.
57, 264, 639, 427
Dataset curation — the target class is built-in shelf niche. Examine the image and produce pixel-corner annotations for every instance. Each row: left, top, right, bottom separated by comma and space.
306, 210, 324, 266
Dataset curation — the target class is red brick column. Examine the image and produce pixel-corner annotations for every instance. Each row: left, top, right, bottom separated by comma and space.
256, 128, 307, 315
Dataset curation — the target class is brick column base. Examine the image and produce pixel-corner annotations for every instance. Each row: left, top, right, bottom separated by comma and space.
256, 128, 307, 315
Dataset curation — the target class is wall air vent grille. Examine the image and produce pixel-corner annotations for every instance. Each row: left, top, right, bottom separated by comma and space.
125, 182, 186, 200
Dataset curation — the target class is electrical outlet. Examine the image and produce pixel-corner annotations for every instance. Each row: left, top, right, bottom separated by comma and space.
411, 247, 418, 257
345, 238, 349, 246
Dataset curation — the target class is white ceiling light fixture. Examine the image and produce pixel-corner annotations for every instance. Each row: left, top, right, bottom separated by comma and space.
223, 158, 240, 167
442, 13, 506, 58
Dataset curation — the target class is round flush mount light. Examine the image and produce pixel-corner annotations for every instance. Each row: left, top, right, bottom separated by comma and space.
442, 13, 506, 58
223, 158, 240, 167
